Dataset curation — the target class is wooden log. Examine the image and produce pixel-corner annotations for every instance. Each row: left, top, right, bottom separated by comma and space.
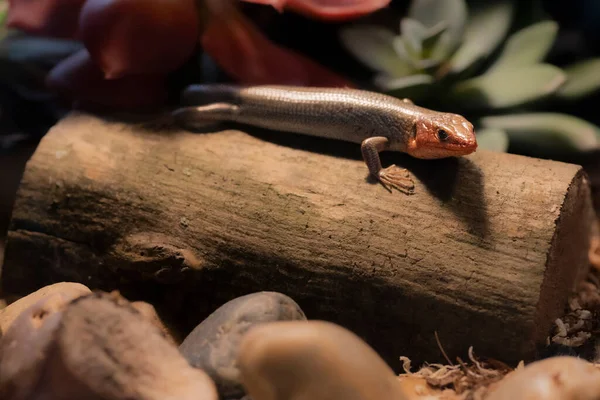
1, 112, 595, 369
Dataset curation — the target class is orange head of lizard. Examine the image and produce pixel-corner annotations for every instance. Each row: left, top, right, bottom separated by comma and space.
407, 112, 477, 159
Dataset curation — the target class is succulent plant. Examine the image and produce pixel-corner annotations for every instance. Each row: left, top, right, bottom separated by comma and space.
339, 0, 600, 157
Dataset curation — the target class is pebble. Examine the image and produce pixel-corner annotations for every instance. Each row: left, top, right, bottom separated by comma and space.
0, 281, 91, 335
131, 300, 178, 345
397, 376, 456, 399
179, 291, 306, 399
486, 356, 600, 400
53, 292, 218, 400
237, 320, 409, 400
1, 291, 218, 400
0, 291, 74, 399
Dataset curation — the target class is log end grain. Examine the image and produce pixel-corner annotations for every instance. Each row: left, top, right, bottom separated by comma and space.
533, 169, 595, 351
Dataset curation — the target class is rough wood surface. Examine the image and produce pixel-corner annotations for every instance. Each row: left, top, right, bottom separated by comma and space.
1, 112, 595, 368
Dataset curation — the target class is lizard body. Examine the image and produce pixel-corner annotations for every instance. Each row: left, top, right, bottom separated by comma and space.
172, 85, 477, 193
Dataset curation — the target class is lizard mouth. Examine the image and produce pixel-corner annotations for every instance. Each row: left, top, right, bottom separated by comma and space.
445, 130, 478, 155
449, 141, 478, 155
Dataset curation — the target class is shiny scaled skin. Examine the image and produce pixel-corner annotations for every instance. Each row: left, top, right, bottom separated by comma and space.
176, 84, 477, 159
172, 85, 477, 193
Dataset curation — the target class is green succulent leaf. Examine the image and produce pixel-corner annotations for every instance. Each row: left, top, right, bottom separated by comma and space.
400, 18, 426, 56
448, 1, 514, 75
339, 25, 414, 77
0, 1, 8, 41
392, 36, 420, 70
421, 23, 448, 56
375, 73, 433, 100
407, 0, 467, 61
555, 58, 600, 100
488, 20, 558, 72
0, 0, 6, 24
448, 64, 566, 110
475, 128, 509, 152
480, 113, 600, 153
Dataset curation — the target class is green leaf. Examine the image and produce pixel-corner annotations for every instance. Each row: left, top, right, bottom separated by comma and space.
407, 0, 467, 60
480, 113, 600, 152
400, 18, 426, 56
392, 36, 420, 70
555, 58, 600, 100
448, 1, 514, 75
339, 25, 414, 77
0, 1, 8, 41
488, 20, 558, 72
448, 64, 566, 110
0, 0, 7, 25
421, 23, 447, 56
375, 73, 433, 100
475, 128, 509, 152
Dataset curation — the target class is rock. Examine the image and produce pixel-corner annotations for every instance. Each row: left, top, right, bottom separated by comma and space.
131, 300, 178, 345
237, 320, 409, 400
0, 282, 91, 335
179, 292, 306, 399
486, 356, 600, 400
397, 376, 457, 399
1, 291, 218, 400
0, 291, 74, 400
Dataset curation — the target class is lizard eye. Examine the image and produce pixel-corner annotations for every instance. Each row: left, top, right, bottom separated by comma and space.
437, 129, 449, 141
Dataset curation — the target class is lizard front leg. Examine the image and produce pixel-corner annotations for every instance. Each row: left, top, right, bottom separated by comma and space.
361, 137, 415, 194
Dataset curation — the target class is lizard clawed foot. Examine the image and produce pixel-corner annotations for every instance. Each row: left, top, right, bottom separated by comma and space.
378, 165, 415, 194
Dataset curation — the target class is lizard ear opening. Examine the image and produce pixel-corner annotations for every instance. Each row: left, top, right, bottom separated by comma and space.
411, 120, 419, 139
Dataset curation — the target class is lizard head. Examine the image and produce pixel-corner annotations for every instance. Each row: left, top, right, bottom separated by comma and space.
407, 112, 477, 159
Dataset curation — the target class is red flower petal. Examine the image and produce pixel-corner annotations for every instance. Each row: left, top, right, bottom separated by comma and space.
79, 0, 200, 79
6, 0, 86, 38
242, 0, 391, 21
46, 49, 169, 110
202, 2, 353, 87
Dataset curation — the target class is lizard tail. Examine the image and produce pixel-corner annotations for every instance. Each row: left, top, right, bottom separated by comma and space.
171, 103, 240, 131
180, 84, 241, 106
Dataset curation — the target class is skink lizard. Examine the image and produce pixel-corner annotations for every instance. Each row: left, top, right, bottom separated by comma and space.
171, 85, 477, 193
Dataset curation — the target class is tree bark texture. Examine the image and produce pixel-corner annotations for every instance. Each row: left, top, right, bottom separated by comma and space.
1, 113, 595, 369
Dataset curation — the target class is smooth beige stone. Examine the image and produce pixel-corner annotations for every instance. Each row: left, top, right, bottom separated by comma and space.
237, 320, 408, 400
397, 376, 458, 399
487, 356, 600, 400
0, 292, 73, 400
0, 291, 218, 400
0, 282, 90, 335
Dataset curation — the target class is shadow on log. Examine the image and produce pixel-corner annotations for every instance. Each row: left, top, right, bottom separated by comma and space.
1, 112, 596, 369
